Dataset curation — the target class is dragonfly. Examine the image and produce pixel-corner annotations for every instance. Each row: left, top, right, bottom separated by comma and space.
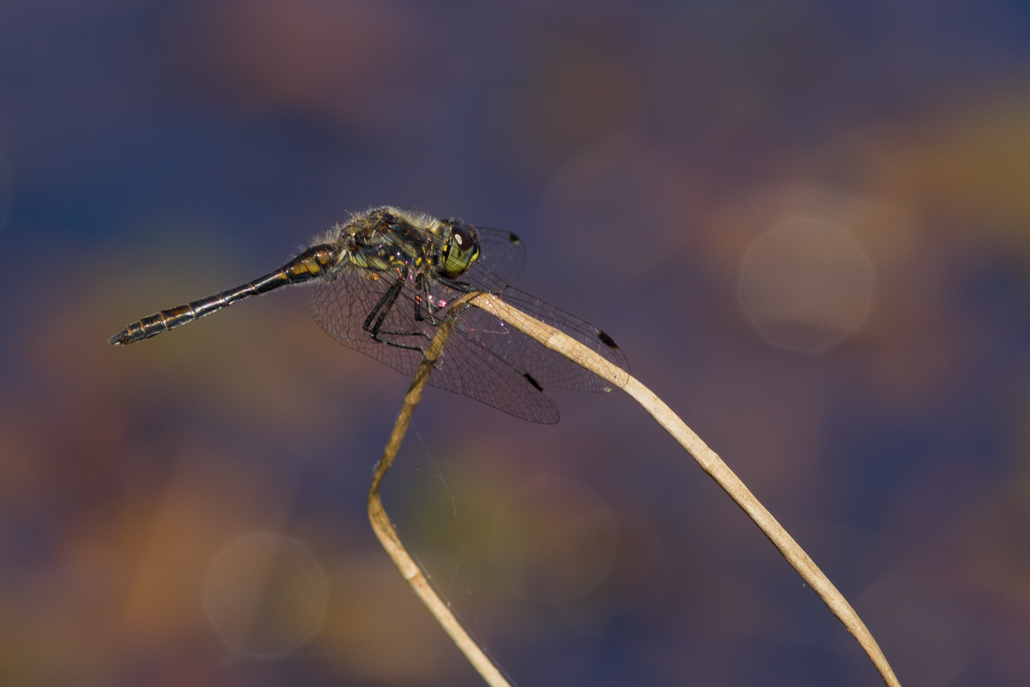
109, 206, 629, 423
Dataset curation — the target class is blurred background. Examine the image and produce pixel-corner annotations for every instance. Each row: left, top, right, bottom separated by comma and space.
1, 1, 1028, 685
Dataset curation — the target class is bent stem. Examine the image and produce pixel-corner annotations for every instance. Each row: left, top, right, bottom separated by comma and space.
367, 292, 512, 687
369, 289, 900, 687
470, 292, 902, 687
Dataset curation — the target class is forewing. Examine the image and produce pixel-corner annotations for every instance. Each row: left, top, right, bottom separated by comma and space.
466, 226, 525, 289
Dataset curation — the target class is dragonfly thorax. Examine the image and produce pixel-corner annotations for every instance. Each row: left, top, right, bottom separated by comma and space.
334, 207, 481, 282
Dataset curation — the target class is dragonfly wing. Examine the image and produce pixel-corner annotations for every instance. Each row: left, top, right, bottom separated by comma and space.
457, 287, 630, 392
310, 270, 560, 423
427, 320, 561, 424
310, 268, 429, 380
472, 226, 526, 286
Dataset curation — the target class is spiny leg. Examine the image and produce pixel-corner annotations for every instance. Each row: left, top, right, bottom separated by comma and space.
362, 277, 434, 354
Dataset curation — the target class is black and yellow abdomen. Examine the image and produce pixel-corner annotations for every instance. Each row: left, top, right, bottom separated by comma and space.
109, 244, 341, 345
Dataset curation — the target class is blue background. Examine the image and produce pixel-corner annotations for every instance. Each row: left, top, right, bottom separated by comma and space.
1, 1, 1029, 685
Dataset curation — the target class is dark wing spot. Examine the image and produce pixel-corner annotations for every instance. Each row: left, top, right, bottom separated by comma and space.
524, 372, 543, 392
506, 232, 522, 246
597, 330, 619, 350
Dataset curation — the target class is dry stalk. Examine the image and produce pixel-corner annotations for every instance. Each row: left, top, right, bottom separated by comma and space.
367, 292, 511, 687
471, 292, 901, 687
368, 289, 901, 687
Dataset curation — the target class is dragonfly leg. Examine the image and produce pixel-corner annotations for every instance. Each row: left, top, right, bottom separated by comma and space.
363, 278, 405, 340
363, 277, 434, 354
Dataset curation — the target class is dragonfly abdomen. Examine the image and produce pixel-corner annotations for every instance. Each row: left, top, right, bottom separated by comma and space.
108, 244, 341, 345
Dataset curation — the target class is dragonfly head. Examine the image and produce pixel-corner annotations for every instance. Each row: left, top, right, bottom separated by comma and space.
438, 222, 481, 279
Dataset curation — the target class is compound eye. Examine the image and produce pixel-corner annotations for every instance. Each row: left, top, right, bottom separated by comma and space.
439, 224, 479, 279
451, 225, 474, 251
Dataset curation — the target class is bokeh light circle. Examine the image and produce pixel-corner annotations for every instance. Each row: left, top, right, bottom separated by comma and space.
203, 532, 329, 658
738, 217, 875, 353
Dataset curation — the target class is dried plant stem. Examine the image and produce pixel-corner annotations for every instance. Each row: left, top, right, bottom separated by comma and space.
471, 293, 901, 687
369, 289, 900, 687
367, 293, 512, 687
